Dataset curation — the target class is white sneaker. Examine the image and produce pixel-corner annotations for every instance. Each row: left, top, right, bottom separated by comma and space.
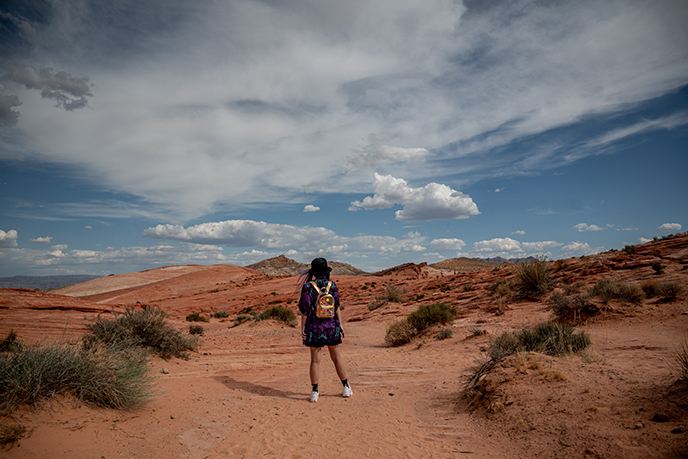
309, 391, 319, 403
342, 385, 353, 398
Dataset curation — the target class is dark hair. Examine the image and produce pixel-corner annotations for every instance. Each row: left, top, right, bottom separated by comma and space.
294, 258, 332, 295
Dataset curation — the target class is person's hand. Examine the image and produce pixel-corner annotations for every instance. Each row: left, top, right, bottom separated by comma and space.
340, 329, 345, 338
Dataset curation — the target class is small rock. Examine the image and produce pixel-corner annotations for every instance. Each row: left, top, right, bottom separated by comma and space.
170, 415, 175, 419
671, 426, 686, 434
389, 393, 395, 396
652, 413, 669, 423
634, 423, 644, 429
161, 367, 169, 374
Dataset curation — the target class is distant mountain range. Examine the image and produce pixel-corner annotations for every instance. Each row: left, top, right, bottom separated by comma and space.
0, 275, 102, 291
473, 256, 539, 264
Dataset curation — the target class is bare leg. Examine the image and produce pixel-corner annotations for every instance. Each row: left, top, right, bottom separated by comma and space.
310, 347, 323, 385
327, 345, 348, 381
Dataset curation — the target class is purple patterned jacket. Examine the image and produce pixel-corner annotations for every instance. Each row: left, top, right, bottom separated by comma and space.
298, 278, 342, 347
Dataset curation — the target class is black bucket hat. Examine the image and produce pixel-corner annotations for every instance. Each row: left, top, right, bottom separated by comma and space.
310, 257, 332, 276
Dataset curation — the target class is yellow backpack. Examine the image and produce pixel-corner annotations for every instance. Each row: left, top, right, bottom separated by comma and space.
310, 281, 335, 318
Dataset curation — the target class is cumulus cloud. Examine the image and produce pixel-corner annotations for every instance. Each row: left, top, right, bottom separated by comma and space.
349, 173, 480, 222
512, 230, 526, 235
0, 84, 21, 125
573, 223, 611, 232
429, 238, 466, 251
143, 219, 427, 258
303, 205, 320, 212
463, 237, 562, 258
344, 135, 430, 170
657, 223, 682, 232
472, 237, 522, 254
560, 241, 600, 257
31, 236, 53, 244
0, 229, 18, 248
7, 65, 92, 111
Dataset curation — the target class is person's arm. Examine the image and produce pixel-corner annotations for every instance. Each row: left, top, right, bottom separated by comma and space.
301, 314, 307, 339
336, 304, 345, 338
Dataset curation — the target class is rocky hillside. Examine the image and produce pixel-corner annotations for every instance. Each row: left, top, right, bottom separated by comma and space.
431, 257, 503, 272
246, 255, 367, 276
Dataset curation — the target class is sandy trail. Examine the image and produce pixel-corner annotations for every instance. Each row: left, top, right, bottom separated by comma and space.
5, 319, 509, 459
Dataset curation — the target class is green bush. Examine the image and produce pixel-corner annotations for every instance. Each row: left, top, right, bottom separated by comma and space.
0, 341, 151, 415
407, 303, 456, 332
590, 279, 645, 305
186, 312, 209, 323
233, 313, 254, 327
384, 284, 404, 303
624, 244, 636, 254
468, 322, 591, 388
258, 306, 297, 327
0, 330, 26, 353
84, 307, 198, 360
212, 311, 229, 318
514, 258, 553, 298
189, 325, 204, 335
384, 320, 417, 346
548, 292, 598, 322
651, 261, 665, 274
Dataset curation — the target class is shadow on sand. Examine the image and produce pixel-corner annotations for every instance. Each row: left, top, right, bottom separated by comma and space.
215, 376, 304, 400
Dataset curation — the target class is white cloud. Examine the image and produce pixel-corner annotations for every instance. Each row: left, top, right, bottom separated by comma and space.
657, 223, 682, 232
560, 241, 600, 257
143, 219, 427, 258
303, 205, 320, 212
52, 244, 68, 251
472, 237, 522, 254
2, 0, 685, 218
349, 173, 480, 221
512, 230, 526, 235
573, 223, 611, 232
344, 134, 430, 169
429, 238, 466, 251
31, 236, 53, 243
85, 226, 93, 229
0, 229, 18, 248
638, 237, 652, 243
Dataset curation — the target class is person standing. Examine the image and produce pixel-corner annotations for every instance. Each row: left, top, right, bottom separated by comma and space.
298, 258, 352, 402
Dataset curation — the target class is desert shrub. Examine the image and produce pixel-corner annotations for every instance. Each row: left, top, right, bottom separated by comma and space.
489, 279, 510, 296
189, 325, 204, 335
655, 282, 684, 300
84, 307, 198, 360
367, 298, 388, 311
514, 257, 553, 298
186, 312, 209, 323
258, 306, 297, 327
212, 311, 229, 319
469, 322, 591, 387
641, 279, 659, 297
0, 330, 26, 353
0, 423, 27, 449
548, 292, 598, 323
468, 326, 487, 337
515, 321, 591, 356
384, 284, 404, 303
233, 313, 254, 327
590, 279, 645, 305
463, 283, 474, 292
651, 261, 665, 274
624, 244, 636, 254
671, 339, 688, 381
0, 341, 151, 415
384, 320, 417, 347
407, 303, 456, 332
434, 329, 454, 340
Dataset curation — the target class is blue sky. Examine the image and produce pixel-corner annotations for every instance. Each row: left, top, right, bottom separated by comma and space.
1, 0, 687, 277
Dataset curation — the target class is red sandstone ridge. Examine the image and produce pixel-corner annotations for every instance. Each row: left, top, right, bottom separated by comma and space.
1, 233, 687, 458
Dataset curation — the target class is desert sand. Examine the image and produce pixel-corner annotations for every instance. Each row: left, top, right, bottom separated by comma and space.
1, 235, 687, 458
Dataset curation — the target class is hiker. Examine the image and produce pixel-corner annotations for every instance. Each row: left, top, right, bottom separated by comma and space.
297, 257, 352, 402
